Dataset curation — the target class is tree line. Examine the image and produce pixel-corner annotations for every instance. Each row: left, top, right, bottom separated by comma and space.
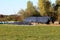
0, 0, 60, 22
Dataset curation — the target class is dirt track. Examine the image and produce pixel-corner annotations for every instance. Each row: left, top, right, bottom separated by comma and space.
37, 24, 60, 26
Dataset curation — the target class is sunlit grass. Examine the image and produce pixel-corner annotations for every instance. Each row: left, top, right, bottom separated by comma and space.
0, 24, 60, 40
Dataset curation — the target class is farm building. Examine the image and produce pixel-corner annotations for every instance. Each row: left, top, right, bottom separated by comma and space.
24, 16, 54, 24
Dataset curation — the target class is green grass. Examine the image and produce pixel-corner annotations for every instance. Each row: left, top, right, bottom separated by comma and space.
0, 24, 60, 40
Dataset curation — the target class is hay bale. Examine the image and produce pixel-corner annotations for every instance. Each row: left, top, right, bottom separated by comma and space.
54, 21, 59, 25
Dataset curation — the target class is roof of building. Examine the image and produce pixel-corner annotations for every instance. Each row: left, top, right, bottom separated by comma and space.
24, 16, 51, 23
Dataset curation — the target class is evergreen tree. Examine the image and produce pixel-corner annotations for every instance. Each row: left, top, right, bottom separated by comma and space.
26, 1, 33, 16
38, 0, 47, 16
45, 1, 52, 16
57, 7, 60, 22
56, 0, 60, 22
26, 1, 40, 17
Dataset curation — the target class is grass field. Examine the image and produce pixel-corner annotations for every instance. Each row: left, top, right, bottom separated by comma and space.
0, 24, 60, 40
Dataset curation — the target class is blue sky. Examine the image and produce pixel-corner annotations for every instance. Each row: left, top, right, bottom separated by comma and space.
0, 0, 56, 15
